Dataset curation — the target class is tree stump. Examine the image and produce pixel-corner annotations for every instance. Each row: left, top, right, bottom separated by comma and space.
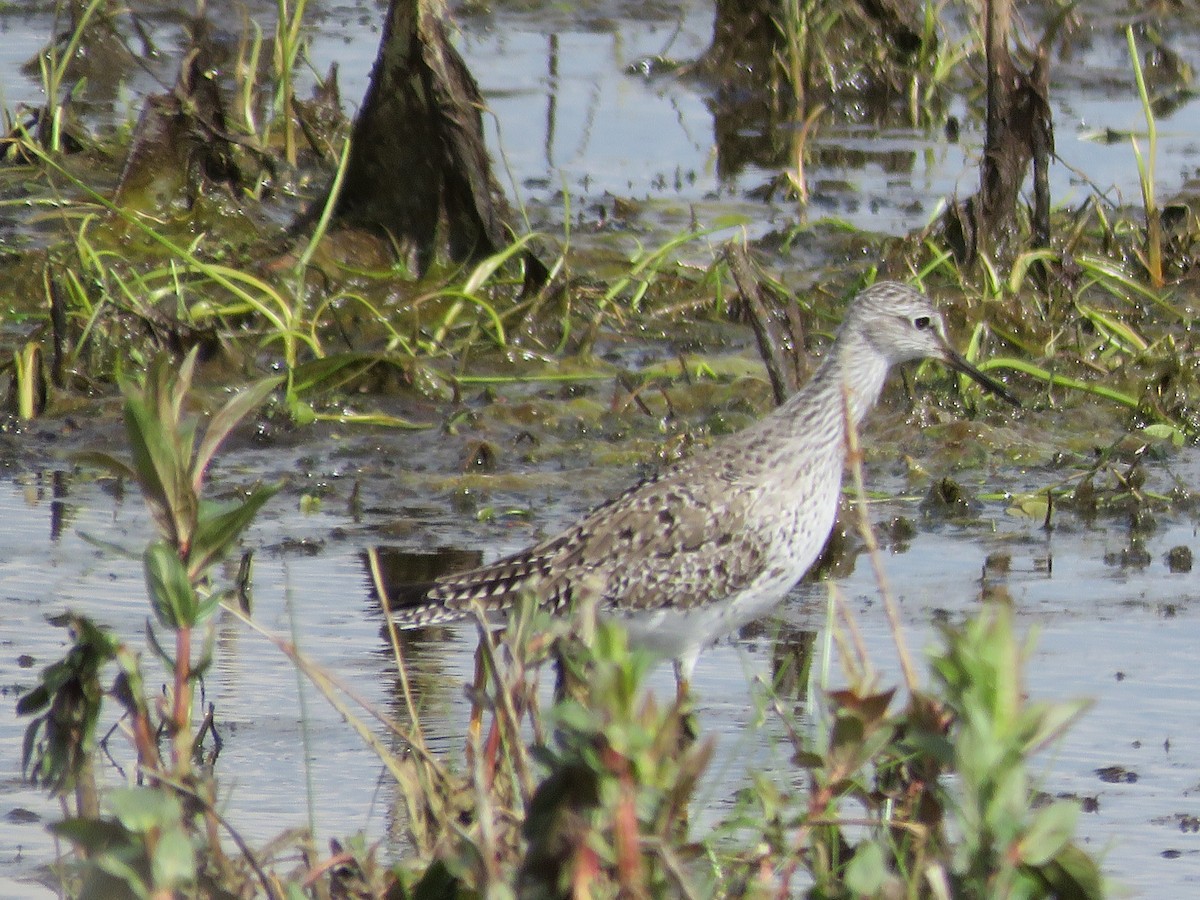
329, 0, 511, 274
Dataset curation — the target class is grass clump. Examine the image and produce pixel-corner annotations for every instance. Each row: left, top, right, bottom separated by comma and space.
726, 598, 1101, 899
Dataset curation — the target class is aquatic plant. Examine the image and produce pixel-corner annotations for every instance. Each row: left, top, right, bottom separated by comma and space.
28, 0, 110, 153
716, 594, 1102, 899
3, 1, 1193, 896
18, 350, 280, 897
274, 0, 314, 166
368, 557, 1105, 896
1127, 27, 1164, 289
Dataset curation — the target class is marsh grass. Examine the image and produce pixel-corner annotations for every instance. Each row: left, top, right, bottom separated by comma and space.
2, 2, 1199, 456
8, 133, 1200, 479
769, 0, 966, 129
33, 0, 109, 153
273, 0, 313, 167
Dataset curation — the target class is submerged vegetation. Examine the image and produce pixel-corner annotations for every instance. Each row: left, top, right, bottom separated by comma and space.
5, 0, 1200, 895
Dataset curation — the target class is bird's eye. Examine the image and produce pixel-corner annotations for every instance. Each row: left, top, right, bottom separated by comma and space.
913, 315, 932, 330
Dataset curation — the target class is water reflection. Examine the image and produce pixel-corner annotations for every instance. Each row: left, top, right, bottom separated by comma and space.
361, 545, 484, 612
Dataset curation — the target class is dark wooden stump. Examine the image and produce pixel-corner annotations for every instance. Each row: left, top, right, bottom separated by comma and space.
329, 0, 512, 275
944, 0, 1053, 266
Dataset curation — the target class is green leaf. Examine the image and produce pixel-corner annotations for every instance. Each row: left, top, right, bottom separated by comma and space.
1017, 801, 1079, 867
123, 395, 172, 509
124, 391, 196, 548
74, 450, 138, 482
310, 410, 430, 428
193, 590, 224, 627
144, 541, 197, 629
1034, 842, 1106, 898
187, 485, 279, 580
1075, 303, 1149, 352
290, 352, 386, 395
49, 816, 129, 853
168, 349, 199, 425
828, 687, 895, 723
980, 357, 1143, 410
287, 395, 317, 425
94, 851, 152, 900
144, 617, 176, 667
1143, 422, 1185, 447
464, 232, 539, 296
903, 730, 956, 767
828, 714, 866, 759
1022, 697, 1094, 754
107, 787, 182, 834
551, 700, 600, 737
792, 750, 825, 769
151, 825, 195, 888
1007, 493, 1050, 520
844, 840, 886, 895
15, 683, 49, 716
191, 376, 282, 495
409, 859, 468, 900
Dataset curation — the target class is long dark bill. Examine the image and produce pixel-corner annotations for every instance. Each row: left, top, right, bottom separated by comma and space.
943, 347, 1020, 407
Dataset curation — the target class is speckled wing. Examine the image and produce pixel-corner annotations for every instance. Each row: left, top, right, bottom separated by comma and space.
391, 454, 771, 626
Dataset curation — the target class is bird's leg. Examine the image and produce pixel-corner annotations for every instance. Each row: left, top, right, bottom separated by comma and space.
673, 657, 699, 744
673, 658, 691, 704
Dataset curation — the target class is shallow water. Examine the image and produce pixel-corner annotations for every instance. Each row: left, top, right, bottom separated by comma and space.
1, 431, 1200, 895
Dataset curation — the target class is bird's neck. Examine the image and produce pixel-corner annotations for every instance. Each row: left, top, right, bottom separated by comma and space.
781, 334, 890, 434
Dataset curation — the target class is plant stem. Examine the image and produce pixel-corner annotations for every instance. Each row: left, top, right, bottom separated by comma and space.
173, 625, 193, 775
1127, 26, 1162, 287
842, 386, 918, 695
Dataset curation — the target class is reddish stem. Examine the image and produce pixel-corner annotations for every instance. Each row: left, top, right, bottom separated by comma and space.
172, 625, 192, 775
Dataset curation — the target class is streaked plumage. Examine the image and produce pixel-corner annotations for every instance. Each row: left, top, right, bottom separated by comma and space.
392, 282, 1016, 682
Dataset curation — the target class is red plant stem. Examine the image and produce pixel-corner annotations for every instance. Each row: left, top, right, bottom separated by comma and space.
172, 625, 192, 775
603, 745, 647, 897
483, 715, 502, 790
131, 706, 162, 778
572, 842, 600, 898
